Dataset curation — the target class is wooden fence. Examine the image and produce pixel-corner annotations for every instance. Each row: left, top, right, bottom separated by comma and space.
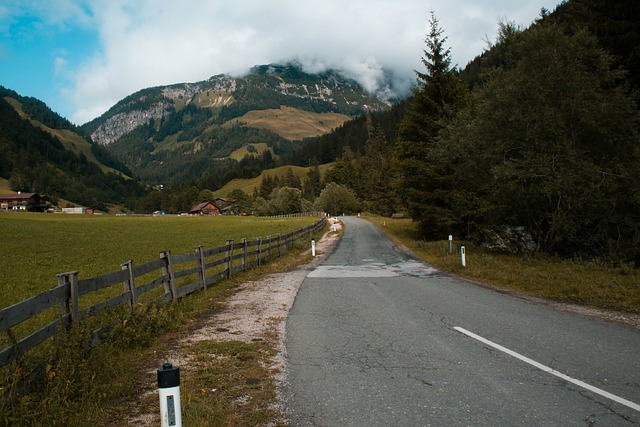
0, 216, 326, 370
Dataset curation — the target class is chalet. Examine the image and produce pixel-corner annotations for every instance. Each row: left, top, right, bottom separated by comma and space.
0, 192, 48, 212
188, 202, 221, 216
215, 197, 243, 215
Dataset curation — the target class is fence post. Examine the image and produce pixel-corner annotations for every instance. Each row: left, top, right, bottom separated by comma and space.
257, 237, 263, 266
69, 271, 79, 323
267, 236, 271, 261
226, 240, 234, 278
195, 246, 207, 291
160, 251, 178, 301
242, 238, 247, 271
57, 272, 77, 327
121, 260, 136, 307
277, 234, 282, 257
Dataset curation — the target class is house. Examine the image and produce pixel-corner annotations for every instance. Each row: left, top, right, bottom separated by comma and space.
0, 192, 48, 212
188, 202, 221, 216
215, 197, 243, 215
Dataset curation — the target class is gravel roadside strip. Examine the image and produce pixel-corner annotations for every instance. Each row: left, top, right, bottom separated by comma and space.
128, 219, 342, 425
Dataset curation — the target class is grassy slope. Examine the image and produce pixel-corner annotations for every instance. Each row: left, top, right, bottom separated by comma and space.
226, 106, 351, 140
0, 177, 10, 193
213, 163, 334, 197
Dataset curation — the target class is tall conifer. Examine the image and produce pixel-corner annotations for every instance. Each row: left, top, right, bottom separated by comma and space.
396, 12, 470, 239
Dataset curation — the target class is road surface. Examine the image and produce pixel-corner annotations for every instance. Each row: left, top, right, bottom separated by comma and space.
282, 216, 640, 426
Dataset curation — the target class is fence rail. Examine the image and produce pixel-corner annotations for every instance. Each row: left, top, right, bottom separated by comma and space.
0, 215, 326, 369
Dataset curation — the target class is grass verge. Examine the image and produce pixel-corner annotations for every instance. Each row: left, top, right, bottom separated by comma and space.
365, 216, 640, 314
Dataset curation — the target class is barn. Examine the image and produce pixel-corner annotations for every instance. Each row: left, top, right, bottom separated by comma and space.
188, 202, 221, 216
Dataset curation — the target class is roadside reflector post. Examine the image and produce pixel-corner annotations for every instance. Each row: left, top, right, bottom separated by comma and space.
158, 363, 182, 427
449, 235, 453, 253
461, 245, 466, 267
311, 239, 316, 257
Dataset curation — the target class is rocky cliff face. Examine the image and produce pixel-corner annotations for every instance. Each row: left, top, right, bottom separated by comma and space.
90, 100, 173, 145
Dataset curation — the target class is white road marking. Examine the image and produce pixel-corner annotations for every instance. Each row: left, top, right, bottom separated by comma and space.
454, 326, 640, 413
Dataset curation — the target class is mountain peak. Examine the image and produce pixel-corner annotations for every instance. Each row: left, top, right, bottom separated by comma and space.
84, 63, 392, 146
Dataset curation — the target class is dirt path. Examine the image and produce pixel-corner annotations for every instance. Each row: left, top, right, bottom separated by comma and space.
128, 219, 342, 425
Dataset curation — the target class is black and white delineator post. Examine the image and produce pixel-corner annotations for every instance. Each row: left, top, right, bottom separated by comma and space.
461, 245, 466, 267
311, 238, 316, 257
158, 363, 182, 427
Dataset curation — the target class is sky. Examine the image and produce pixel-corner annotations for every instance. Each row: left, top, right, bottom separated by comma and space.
1, 0, 561, 125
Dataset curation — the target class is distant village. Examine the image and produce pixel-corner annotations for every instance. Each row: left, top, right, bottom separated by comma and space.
0, 192, 239, 216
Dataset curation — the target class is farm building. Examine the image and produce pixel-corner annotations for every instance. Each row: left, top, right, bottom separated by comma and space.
188, 202, 221, 216
0, 192, 48, 212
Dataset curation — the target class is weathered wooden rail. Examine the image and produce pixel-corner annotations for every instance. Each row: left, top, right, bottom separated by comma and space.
0, 216, 326, 369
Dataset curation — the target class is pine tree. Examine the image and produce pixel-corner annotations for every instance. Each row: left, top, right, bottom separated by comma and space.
396, 12, 471, 239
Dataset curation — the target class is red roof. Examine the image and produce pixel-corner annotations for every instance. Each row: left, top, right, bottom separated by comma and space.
189, 202, 220, 214
0, 193, 37, 200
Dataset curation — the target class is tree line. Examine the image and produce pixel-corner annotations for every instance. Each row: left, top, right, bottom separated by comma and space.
392, 5, 640, 263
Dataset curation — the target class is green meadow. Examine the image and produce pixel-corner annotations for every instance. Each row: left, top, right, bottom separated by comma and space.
0, 212, 316, 308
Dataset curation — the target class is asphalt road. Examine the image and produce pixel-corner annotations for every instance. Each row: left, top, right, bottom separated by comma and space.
282, 216, 640, 426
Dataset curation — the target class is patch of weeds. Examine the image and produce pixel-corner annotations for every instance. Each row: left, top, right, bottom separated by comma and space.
181, 340, 284, 426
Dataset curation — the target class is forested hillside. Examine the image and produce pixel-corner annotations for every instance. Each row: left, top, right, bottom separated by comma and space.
0, 88, 148, 211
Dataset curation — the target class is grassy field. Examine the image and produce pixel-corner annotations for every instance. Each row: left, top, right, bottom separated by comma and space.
0, 212, 317, 308
365, 216, 640, 314
226, 106, 351, 140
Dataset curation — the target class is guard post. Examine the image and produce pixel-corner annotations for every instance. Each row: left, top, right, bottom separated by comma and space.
158, 363, 182, 427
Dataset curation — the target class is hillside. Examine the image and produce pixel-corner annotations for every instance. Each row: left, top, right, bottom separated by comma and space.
213, 163, 334, 197
83, 63, 393, 187
0, 87, 147, 211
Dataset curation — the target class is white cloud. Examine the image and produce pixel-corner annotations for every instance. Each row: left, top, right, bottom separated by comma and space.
55, 0, 560, 124
53, 55, 67, 74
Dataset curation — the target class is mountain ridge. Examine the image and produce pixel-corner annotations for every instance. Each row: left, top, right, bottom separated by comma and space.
84, 63, 393, 146
81, 62, 397, 186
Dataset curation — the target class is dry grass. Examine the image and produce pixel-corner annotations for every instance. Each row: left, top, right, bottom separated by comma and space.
366, 216, 640, 314
226, 106, 351, 140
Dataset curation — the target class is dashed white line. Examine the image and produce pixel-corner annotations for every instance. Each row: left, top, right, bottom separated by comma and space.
454, 326, 640, 413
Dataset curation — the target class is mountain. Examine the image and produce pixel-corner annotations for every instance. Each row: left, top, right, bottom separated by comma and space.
83, 63, 394, 187
0, 87, 147, 211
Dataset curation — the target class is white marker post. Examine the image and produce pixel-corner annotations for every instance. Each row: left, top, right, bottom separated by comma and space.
461, 245, 466, 267
449, 235, 453, 253
158, 363, 182, 427
311, 239, 316, 257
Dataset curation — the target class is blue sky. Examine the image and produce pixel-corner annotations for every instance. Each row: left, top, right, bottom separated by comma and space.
1, 0, 561, 125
